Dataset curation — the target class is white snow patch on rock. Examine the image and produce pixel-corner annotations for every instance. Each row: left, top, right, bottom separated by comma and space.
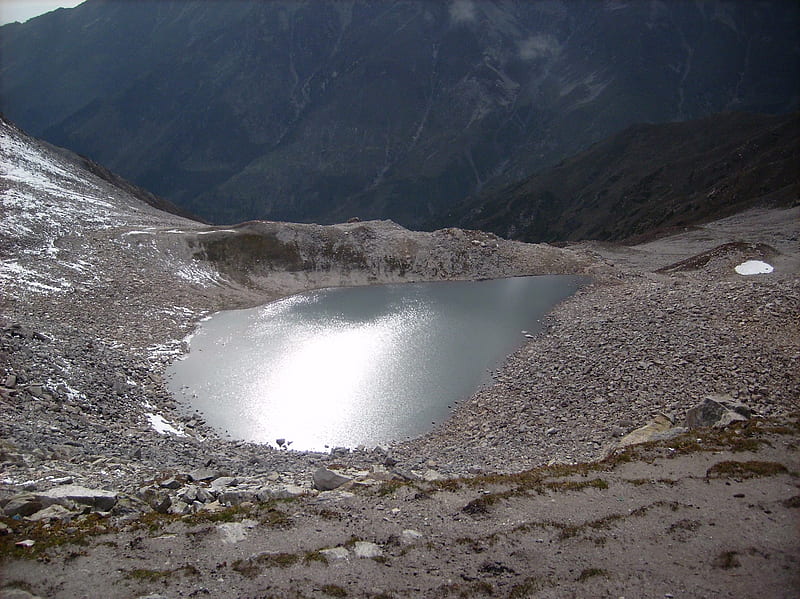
734, 260, 774, 275
146, 413, 186, 436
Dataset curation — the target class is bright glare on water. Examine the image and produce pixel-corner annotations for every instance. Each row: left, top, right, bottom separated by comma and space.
169, 276, 583, 451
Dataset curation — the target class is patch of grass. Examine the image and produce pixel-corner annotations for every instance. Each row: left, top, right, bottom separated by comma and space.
374, 481, 406, 496
231, 551, 300, 577
123, 568, 172, 582
231, 559, 260, 578
303, 550, 328, 565
343, 535, 363, 548
667, 519, 701, 533
0, 513, 112, 561
508, 577, 543, 597
312, 508, 342, 520
712, 550, 741, 569
706, 460, 787, 480
576, 567, 608, 582
261, 552, 299, 568
322, 583, 348, 597
781, 495, 800, 508
431, 479, 461, 492
543, 478, 608, 492
462, 490, 514, 515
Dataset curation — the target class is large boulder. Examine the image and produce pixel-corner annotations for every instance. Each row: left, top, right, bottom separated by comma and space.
615, 414, 675, 449
685, 395, 751, 429
38, 484, 118, 512
312, 467, 352, 491
3, 494, 43, 517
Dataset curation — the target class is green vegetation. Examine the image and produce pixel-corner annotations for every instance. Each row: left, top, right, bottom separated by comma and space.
712, 550, 741, 569
322, 584, 348, 597
576, 567, 609, 582
706, 460, 788, 480
508, 577, 544, 597
0, 513, 111, 561
123, 568, 172, 582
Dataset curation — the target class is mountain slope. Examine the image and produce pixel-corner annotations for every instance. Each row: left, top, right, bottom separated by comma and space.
1, 0, 798, 227
445, 111, 800, 242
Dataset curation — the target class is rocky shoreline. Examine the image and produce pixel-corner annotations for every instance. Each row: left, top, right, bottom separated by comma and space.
2, 212, 797, 510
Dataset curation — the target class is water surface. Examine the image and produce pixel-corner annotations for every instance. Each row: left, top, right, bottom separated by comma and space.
169, 276, 582, 450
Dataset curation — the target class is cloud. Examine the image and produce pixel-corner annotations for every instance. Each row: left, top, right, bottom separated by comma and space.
449, 0, 477, 24
518, 34, 560, 61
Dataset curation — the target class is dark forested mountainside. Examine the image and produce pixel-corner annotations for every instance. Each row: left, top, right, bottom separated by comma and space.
1, 0, 798, 228
442, 111, 800, 243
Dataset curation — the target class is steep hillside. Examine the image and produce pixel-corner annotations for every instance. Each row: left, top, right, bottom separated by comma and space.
446, 111, 800, 242
1, 0, 798, 227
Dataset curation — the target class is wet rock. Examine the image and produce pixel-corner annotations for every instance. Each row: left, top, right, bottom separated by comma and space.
312, 467, 352, 491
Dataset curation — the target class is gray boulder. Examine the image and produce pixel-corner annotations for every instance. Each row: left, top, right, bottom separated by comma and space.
685, 395, 751, 429
38, 484, 118, 512
312, 467, 352, 491
3, 494, 43, 517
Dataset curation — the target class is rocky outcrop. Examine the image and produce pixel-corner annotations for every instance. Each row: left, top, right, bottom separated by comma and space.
684, 395, 753, 429
2, 485, 117, 519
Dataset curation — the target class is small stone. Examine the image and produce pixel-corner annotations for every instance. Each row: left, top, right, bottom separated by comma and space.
187, 468, 219, 482
15, 539, 36, 548
159, 477, 182, 490
210, 476, 238, 490
422, 469, 444, 482
401, 529, 423, 544
320, 546, 350, 561
353, 541, 382, 558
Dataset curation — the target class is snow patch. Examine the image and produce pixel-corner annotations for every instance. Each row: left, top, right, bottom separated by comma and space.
146, 413, 186, 436
734, 260, 774, 275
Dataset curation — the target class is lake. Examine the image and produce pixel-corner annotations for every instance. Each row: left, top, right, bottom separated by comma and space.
168, 276, 583, 451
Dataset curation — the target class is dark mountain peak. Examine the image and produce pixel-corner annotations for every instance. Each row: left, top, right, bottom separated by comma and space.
1, 1, 798, 228
449, 111, 800, 243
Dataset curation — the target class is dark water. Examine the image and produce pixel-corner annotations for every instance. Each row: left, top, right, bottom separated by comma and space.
169, 276, 583, 451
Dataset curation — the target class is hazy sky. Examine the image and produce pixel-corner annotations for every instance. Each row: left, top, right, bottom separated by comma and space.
0, 1, 83, 25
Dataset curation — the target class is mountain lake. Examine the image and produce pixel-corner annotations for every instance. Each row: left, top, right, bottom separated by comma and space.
168, 276, 584, 451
